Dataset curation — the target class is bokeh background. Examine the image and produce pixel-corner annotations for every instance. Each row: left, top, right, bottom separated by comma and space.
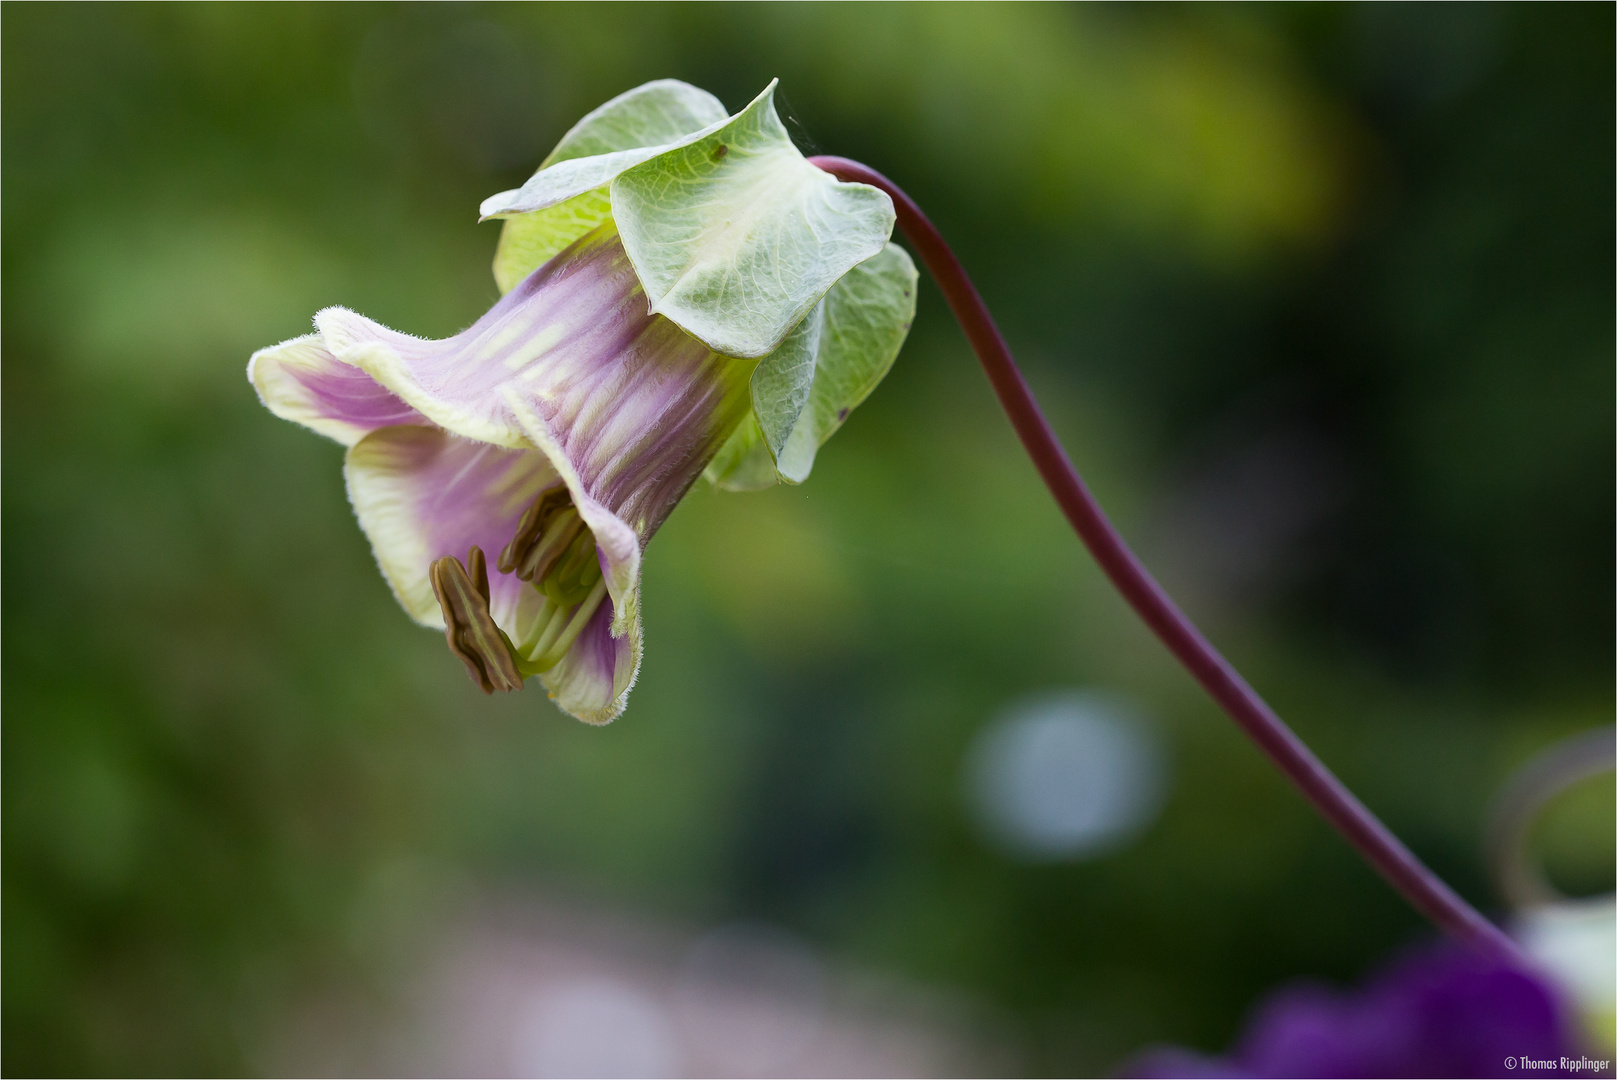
4, 3, 1613, 1075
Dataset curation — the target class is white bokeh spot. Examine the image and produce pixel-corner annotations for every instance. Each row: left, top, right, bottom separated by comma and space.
965, 691, 1169, 861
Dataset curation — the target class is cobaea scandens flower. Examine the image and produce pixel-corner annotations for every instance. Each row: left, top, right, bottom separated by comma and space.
248, 79, 917, 722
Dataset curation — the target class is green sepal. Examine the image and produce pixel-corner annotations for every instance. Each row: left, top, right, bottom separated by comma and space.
741, 243, 918, 485
483, 81, 895, 358
489, 80, 728, 293
492, 186, 613, 295
703, 413, 779, 492
541, 79, 728, 169
749, 303, 821, 463
610, 81, 894, 359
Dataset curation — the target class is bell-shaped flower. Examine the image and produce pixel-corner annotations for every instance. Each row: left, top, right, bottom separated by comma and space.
248, 80, 918, 723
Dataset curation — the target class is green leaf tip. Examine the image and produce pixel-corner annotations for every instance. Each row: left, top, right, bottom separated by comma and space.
541, 79, 728, 169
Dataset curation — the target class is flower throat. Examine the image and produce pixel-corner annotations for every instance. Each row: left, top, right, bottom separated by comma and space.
430, 485, 608, 694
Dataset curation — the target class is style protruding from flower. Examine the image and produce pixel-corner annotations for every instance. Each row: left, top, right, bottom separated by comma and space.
248, 80, 917, 723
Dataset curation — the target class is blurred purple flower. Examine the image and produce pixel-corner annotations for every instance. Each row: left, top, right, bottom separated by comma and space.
1130, 944, 1596, 1079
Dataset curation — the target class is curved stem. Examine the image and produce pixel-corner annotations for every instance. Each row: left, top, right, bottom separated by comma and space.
1487, 726, 1616, 910
810, 154, 1520, 959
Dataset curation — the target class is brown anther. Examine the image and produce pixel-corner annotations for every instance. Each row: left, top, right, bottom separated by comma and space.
429, 545, 524, 695
498, 485, 576, 580
468, 545, 491, 604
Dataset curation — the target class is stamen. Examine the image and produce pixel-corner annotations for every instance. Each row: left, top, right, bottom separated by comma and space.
497, 485, 572, 578
520, 597, 565, 662
515, 507, 585, 583
494, 486, 610, 674
429, 545, 525, 694
529, 577, 610, 672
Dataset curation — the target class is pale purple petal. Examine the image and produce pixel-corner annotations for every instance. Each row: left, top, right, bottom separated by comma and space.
318, 221, 754, 632
344, 425, 559, 632
265, 222, 755, 725
541, 597, 640, 724
248, 333, 427, 446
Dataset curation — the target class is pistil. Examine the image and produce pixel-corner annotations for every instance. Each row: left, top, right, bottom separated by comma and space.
540, 528, 600, 608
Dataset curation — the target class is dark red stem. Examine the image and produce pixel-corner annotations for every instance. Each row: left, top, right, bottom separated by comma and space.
810, 154, 1519, 958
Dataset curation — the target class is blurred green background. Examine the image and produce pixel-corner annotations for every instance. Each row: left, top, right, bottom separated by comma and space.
4, 3, 1613, 1075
